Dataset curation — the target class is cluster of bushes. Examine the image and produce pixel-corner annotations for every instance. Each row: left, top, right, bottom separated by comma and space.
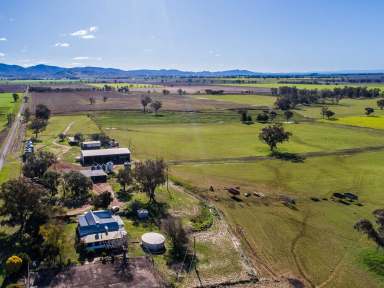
191, 203, 214, 232
205, 89, 224, 95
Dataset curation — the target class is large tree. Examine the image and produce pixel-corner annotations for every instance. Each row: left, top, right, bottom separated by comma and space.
35, 104, 51, 120
134, 159, 166, 203
284, 110, 294, 122
92, 191, 113, 209
117, 167, 133, 192
23, 151, 57, 179
39, 220, 66, 265
29, 118, 47, 138
377, 99, 384, 110
141, 95, 152, 113
150, 100, 162, 115
0, 178, 48, 235
62, 171, 92, 204
42, 170, 61, 199
259, 124, 291, 152
12, 93, 19, 102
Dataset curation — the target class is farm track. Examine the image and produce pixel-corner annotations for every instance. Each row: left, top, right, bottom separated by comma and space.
289, 212, 315, 288
168, 145, 384, 166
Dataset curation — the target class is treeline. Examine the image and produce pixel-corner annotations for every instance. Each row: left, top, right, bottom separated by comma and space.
272, 86, 382, 109
29, 86, 97, 92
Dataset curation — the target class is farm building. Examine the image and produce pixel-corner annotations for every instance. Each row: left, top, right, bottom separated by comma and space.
81, 140, 101, 150
77, 210, 127, 251
80, 169, 107, 183
80, 147, 131, 166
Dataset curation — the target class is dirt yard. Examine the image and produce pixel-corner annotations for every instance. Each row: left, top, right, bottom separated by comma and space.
32, 257, 165, 288
30, 90, 244, 114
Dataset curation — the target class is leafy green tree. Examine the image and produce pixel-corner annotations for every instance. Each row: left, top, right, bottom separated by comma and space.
325, 110, 335, 120
256, 112, 269, 123
259, 124, 291, 152
42, 170, 61, 199
12, 93, 19, 102
321, 106, 329, 119
35, 104, 51, 120
365, 107, 374, 116
134, 159, 167, 203
39, 220, 66, 265
63, 171, 92, 204
29, 118, 47, 138
0, 178, 48, 235
150, 100, 162, 115
58, 132, 66, 142
377, 99, 384, 110
92, 191, 113, 209
23, 151, 56, 179
117, 167, 132, 192
284, 110, 294, 122
141, 95, 152, 113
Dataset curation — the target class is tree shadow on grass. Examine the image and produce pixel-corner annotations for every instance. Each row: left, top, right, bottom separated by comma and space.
272, 151, 305, 163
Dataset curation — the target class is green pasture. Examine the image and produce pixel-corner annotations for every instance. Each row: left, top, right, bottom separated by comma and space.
26, 115, 100, 156
0, 93, 20, 128
296, 98, 384, 119
222, 82, 384, 91
329, 116, 384, 130
192, 94, 277, 107
93, 112, 384, 161
170, 151, 384, 287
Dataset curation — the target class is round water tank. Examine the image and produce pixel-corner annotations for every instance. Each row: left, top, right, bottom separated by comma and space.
141, 232, 165, 253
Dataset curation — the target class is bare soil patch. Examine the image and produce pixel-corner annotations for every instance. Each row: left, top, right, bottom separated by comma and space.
30, 91, 243, 114
33, 257, 165, 288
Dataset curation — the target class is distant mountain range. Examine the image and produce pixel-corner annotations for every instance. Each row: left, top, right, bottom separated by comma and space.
1, 63, 384, 79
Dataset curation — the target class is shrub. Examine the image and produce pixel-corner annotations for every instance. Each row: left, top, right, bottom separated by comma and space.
5, 255, 23, 275
191, 203, 214, 231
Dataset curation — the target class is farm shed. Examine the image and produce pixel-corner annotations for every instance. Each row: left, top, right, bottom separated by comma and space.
80, 148, 131, 166
141, 232, 165, 253
80, 169, 107, 183
81, 140, 101, 150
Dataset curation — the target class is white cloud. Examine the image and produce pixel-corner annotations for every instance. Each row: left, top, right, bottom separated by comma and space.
0, 37, 7, 41
0, 52, 5, 57
73, 56, 89, 60
71, 29, 88, 37
70, 26, 98, 39
54, 42, 70, 47
81, 34, 95, 39
72, 56, 102, 61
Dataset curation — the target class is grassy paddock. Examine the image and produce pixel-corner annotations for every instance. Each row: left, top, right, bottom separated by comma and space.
331, 115, 384, 130
170, 151, 384, 287
0, 93, 20, 128
221, 82, 384, 91
296, 98, 384, 119
93, 112, 384, 161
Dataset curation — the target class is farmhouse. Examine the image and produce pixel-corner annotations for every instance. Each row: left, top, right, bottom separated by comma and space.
80, 147, 131, 166
81, 140, 101, 150
77, 210, 127, 250
80, 169, 107, 183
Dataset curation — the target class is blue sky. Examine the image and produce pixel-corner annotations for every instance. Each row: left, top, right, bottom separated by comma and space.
0, 0, 383, 72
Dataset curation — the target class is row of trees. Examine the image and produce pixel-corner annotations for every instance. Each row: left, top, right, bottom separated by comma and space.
274, 86, 382, 110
